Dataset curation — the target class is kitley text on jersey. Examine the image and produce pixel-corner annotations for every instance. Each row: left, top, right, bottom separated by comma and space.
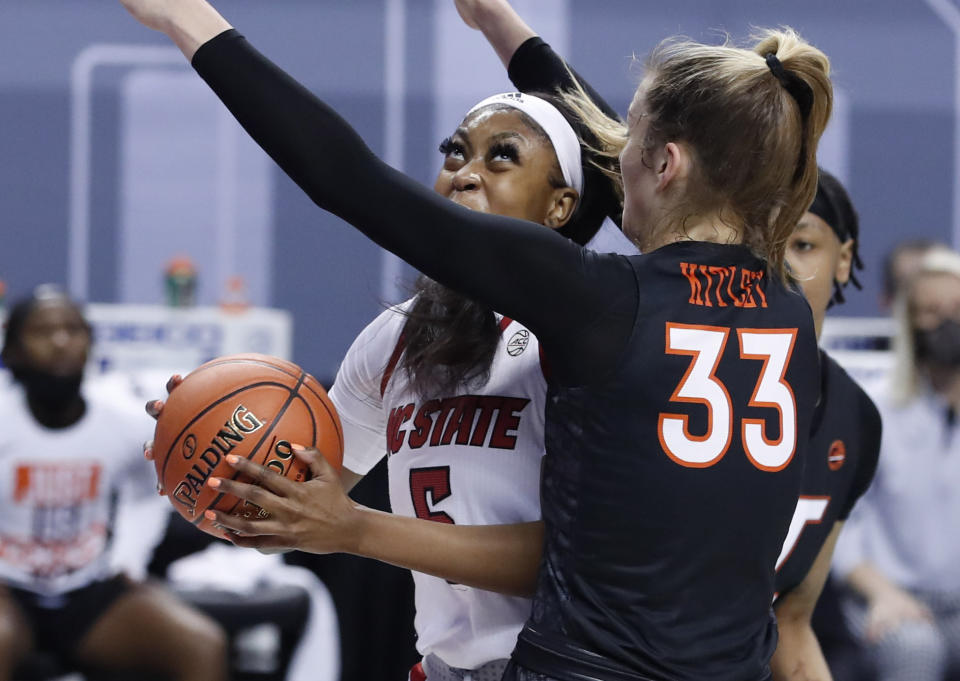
680, 262, 769, 309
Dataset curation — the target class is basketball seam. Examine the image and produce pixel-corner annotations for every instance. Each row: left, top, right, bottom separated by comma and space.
199, 359, 341, 448
298, 380, 344, 451
191, 357, 301, 381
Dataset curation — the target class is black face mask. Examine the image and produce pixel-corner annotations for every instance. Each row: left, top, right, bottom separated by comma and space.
914, 318, 960, 369
11, 366, 84, 413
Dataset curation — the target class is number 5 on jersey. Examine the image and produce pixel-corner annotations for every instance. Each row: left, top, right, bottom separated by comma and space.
409, 466, 455, 524
658, 323, 797, 471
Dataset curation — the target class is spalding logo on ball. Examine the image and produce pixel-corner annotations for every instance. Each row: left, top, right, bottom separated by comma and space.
152, 353, 343, 537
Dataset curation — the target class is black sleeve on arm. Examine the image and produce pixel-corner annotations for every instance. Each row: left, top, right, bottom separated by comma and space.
190, 31, 636, 384
508, 37, 621, 122
508, 37, 625, 240
839, 393, 882, 520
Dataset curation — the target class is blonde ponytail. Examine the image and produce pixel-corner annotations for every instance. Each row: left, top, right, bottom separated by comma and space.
611, 28, 833, 279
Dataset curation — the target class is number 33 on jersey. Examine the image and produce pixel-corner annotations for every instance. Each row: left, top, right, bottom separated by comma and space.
658, 323, 798, 471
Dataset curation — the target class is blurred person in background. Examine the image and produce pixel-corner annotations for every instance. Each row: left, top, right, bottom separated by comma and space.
0, 286, 227, 681
833, 248, 960, 681
880, 239, 944, 312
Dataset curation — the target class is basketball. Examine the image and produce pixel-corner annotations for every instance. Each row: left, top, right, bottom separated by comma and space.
152, 353, 343, 537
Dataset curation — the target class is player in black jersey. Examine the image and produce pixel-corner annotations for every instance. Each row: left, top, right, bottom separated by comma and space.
118, 2, 833, 679
456, 5, 883, 678
770, 170, 881, 680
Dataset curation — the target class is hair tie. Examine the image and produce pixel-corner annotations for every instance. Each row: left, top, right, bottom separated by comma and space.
765, 53, 814, 182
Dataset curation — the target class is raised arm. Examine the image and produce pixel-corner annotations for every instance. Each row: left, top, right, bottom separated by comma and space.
118, 0, 635, 383
506, 33, 626, 236
454, 0, 535, 68
455, 0, 624, 239
456, 0, 621, 121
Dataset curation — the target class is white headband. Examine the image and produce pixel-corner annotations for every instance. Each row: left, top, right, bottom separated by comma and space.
466, 92, 583, 195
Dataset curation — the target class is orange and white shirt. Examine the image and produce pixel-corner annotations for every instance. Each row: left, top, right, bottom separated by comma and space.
0, 380, 154, 595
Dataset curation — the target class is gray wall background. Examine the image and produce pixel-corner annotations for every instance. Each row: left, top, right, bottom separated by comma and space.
0, 0, 954, 380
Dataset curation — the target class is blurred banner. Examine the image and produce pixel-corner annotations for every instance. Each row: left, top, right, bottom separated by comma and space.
821, 316, 896, 393
0, 304, 292, 379
85, 304, 293, 375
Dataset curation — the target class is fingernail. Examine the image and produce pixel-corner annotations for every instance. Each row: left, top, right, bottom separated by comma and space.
226, 454, 239, 465
208, 477, 221, 488
204, 510, 216, 520
290, 443, 305, 451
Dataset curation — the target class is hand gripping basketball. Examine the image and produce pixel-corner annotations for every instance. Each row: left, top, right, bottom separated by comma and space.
203, 446, 363, 554
149, 354, 343, 538
143, 373, 185, 493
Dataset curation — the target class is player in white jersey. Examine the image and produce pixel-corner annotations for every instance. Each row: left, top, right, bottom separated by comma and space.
331, 301, 549, 677
147, 91, 634, 680
0, 288, 227, 681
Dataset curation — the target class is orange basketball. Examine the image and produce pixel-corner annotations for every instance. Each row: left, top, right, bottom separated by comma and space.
153, 353, 343, 537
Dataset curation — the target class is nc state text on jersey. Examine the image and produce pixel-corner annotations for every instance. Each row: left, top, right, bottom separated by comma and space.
387, 395, 531, 453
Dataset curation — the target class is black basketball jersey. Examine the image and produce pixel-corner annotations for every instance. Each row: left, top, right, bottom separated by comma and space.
773, 351, 881, 599
513, 242, 820, 681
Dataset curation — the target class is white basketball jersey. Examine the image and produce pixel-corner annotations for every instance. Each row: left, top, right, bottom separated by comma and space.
0, 380, 155, 595
329, 300, 547, 669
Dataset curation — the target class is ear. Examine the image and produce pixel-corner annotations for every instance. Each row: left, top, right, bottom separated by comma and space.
544, 188, 580, 229
655, 141, 689, 194
835, 238, 855, 286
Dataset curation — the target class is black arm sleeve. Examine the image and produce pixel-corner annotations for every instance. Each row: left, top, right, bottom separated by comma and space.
190, 30, 636, 384
839, 393, 882, 520
508, 37, 621, 122
508, 37, 624, 242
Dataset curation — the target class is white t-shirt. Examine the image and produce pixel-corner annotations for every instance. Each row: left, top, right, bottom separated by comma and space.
0, 379, 155, 596
833, 387, 960, 592
329, 301, 547, 669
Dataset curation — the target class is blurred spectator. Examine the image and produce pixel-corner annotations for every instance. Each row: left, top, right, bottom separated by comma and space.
880, 239, 944, 311
0, 285, 227, 681
833, 249, 960, 681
